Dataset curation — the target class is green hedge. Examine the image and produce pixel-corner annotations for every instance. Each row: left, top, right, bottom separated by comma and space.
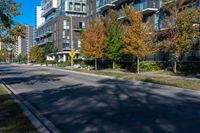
177, 62, 200, 74
57, 60, 71, 67
126, 62, 162, 72
139, 62, 162, 72
46, 60, 57, 65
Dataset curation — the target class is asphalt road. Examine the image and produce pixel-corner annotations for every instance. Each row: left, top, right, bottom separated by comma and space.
1, 64, 200, 133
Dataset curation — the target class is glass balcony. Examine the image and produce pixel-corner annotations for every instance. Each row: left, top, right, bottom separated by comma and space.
133, 0, 158, 14
37, 39, 53, 46
117, 9, 125, 20
97, 0, 115, 12
41, 0, 58, 17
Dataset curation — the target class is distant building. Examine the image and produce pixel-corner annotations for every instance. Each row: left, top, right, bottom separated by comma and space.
15, 25, 34, 56
35, 0, 97, 62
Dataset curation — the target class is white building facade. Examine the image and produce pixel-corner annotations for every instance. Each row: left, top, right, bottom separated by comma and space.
36, 6, 45, 29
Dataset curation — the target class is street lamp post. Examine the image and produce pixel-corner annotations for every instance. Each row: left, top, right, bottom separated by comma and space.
70, 16, 74, 69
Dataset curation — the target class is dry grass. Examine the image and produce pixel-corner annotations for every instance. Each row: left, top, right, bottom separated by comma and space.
126, 75, 200, 90
64, 68, 200, 90
0, 85, 38, 133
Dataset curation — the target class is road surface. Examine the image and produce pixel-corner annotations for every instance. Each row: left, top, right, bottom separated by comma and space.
1, 64, 200, 133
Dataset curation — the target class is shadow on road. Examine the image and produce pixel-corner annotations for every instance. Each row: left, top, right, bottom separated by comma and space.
1, 65, 200, 133
20, 79, 200, 133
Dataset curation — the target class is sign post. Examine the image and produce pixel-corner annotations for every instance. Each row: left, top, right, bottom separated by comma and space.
69, 51, 76, 70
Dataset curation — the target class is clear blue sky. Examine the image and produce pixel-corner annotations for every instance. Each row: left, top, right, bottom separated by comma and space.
14, 0, 40, 27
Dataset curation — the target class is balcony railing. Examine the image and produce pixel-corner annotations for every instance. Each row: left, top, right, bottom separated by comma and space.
37, 40, 53, 46
68, 0, 86, 3
133, 1, 158, 14
117, 9, 125, 20
97, 0, 116, 12
41, 7, 57, 17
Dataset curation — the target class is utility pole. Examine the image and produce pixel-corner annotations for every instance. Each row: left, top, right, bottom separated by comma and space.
70, 16, 74, 69
70, 16, 74, 50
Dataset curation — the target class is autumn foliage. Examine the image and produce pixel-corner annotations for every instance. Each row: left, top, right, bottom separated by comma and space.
160, 0, 200, 72
122, 5, 157, 73
81, 19, 105, 70
81, 2, 199, 73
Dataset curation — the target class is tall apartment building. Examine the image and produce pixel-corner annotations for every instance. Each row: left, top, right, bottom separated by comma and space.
15, 25, 34, 56
97, 0, 200, 61
97, 0, 199, 28
36, 6, 45, 29
35, 0, 96, 62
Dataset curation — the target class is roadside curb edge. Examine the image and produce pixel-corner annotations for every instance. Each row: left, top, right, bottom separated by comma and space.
0, 80, 62, 133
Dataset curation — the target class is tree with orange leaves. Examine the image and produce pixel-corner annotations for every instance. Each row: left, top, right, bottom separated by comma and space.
81, 19, 105, 70
160, 0, 200, 73
122, 5, 157, 74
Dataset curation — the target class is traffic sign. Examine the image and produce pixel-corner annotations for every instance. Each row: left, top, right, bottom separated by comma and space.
69, 51, 75, 58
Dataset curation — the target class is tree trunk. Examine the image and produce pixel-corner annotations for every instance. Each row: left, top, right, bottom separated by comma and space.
173, 59, 177, 73
112, 61, 115, 69
137, 57, 140, 74
95, 58, 97, 70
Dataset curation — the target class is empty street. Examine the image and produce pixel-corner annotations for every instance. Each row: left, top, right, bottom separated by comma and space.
1, 64, 200, 133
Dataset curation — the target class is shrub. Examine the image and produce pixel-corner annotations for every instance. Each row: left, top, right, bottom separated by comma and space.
73, 59, 82, 64
46, 60, 57, 65
16, 54, 27, 63
177, 62, 200, 74
80, 61, 87, 68
139, 62, 162, 72
65, 60, 71, 66
57, 60, 71, 67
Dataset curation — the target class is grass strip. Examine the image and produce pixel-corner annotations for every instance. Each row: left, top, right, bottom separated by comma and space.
0, 85, 38, 133
60, 67, 200, 90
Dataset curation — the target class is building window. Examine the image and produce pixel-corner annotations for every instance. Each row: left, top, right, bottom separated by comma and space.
63, 30, 65, 38
82, 4, 86, 12
78, 40, 81, 48
79, 22, 85, 29
63, 40, 70, 49
63, 20, 70, 29
69, 2, 73, 10
74, 3, 81, 11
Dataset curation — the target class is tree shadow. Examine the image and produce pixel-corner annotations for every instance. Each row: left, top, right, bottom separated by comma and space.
2, 74, 68, 85
0, 66, 67, 85
1, 65, 200, 132
18, 78, 200, 133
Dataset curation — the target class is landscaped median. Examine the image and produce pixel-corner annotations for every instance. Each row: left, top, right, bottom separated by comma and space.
0, 85, 38, 133
58, 67, 200, 90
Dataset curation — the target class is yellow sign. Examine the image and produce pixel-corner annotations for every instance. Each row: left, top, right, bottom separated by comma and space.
69, 51, 75, 58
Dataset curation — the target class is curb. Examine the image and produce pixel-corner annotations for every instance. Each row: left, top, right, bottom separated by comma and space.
11, 63, 115, 79
44, 66, 116, 79
9, 65, 200, 94
44, 66, 200, 94
10, 64, 200, 95
0, 80, 62, 133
